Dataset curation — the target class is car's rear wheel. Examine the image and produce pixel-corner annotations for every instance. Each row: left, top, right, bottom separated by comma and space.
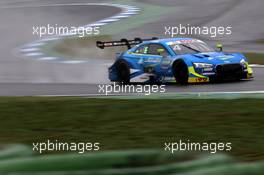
173, 60, 189, 85
116, 60, 130, 84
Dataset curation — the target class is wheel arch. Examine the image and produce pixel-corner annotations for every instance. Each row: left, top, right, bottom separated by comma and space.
171, 58, 190, 84
172, 58, 189, 71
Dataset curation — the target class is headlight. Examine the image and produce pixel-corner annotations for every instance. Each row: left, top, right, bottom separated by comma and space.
193, 62, 213, 68
240, 59, 247, 69
240, 59, 246, 63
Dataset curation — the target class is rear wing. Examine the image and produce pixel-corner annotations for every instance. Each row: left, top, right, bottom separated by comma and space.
96, 37, 158, 49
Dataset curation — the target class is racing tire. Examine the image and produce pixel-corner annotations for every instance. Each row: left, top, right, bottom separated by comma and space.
173, 60, 189, 85
116, 60, 130, 84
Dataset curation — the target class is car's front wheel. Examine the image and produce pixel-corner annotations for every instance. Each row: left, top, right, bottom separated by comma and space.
116, 60, 130, 84
173, 60, 189, 85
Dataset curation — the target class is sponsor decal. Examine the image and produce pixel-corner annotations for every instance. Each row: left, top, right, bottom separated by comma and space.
195, 77, 209, 82
144, 57, 161, 63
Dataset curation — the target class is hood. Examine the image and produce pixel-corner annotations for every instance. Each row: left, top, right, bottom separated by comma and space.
182, 52, 245, 65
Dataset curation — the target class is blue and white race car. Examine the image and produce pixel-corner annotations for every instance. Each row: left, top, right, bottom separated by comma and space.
96, 37, 253, 84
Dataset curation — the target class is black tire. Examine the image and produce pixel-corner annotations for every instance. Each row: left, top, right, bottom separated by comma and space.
116, 60, 130, 84
173, 60, 189, 85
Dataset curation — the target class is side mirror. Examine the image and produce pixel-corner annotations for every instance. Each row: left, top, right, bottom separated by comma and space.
216, 43, 223, 52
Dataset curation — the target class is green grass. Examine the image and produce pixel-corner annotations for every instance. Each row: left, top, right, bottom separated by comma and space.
256, 39, 264, 44
99, 1, 174, 35
50, 36, 264, 63
244, 52, 264, 64
0, 97, 263, 161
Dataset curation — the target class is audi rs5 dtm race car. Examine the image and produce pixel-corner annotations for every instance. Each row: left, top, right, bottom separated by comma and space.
96, 37, 253, 84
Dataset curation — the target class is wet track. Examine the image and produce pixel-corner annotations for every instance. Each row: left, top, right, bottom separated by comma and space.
0, 0, 263, 96
0, 68, 263, 96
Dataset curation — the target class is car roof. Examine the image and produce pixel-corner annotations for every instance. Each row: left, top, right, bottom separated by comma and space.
142, 37, 196, 45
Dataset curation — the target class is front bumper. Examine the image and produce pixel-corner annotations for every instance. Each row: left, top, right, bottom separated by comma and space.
187, 63, 253, 83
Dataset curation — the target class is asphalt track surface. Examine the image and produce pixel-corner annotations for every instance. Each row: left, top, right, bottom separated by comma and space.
0, 0, 263, 96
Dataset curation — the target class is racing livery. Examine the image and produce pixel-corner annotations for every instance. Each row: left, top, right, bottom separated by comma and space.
96, 37, 253, 84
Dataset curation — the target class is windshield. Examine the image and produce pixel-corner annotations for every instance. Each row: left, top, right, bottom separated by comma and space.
168, 40, 214, 55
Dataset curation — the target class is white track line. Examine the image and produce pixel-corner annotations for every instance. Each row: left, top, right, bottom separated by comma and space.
249, 64, 264, 68
180, 91, 264, 94
21, 48, 40, 52
38, 57, 58, 61
35, 90, 264, 97
17, 3, 140, 64
24, 52, 43, 57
